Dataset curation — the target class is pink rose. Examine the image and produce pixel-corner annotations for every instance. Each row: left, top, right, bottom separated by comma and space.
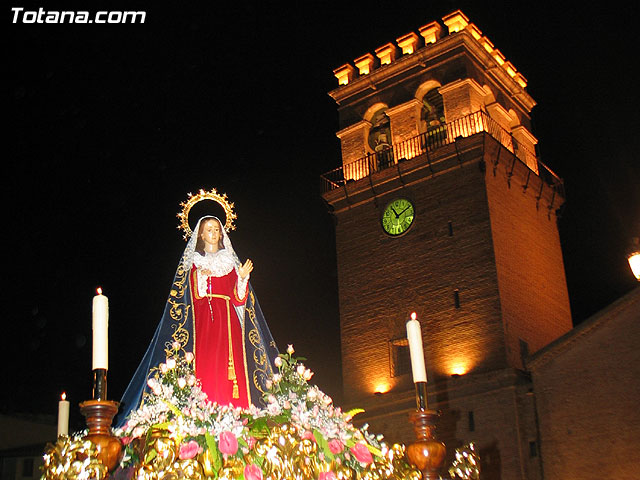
300, 430, 315, 442
274, 357, 283, 367
185, 352, 194, 363
121, 436, 132, 446
179, 440, 201, 460
218, 431, 238, 455
328, 439, 344, 454
244, 464, 263, 480
247, 436, 257, 450
350, 443, 373, 464
319, 472, 337, 480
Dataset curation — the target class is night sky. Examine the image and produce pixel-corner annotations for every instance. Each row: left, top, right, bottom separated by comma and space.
7, 1, 638, 428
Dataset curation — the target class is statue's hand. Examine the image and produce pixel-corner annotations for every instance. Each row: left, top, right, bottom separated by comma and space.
238, 259, 254, 279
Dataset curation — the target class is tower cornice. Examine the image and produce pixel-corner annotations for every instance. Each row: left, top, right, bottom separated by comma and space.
329, 28, 536, 114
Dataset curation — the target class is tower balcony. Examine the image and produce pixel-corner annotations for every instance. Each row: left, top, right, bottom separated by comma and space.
321, 111, 563, 198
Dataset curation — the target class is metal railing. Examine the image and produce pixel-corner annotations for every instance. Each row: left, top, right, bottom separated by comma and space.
321, 111, 563, 195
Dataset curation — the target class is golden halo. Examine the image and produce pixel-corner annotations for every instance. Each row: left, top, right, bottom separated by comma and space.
177, 188, 237, 240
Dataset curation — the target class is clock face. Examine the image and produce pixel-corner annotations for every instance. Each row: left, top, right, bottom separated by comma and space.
381, 198, 415, 236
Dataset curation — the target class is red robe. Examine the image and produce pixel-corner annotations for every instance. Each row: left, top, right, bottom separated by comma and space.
190, 266, 249, 408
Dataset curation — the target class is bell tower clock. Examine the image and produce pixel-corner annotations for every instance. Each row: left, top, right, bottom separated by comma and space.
321, 10, 572, 480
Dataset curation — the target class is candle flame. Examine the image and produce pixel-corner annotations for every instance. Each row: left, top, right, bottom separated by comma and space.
61, 392, 66, 401
410, 312, 417, 320
97, 287, 103, 295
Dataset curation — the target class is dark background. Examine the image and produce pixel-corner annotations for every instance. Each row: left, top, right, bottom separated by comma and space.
6, 1, 638, 430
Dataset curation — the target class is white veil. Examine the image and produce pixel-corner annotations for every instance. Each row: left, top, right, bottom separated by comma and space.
182, 215, 247, 323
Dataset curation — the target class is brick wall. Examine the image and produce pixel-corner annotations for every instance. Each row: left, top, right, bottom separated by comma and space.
529, 288, 640, 480
335, 150, 508, 402
484, 140, 572, 369
349, 369, 542, 480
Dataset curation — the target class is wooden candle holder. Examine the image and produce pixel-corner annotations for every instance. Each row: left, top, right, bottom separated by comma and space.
406, 409, 446, 480
79, 399, 122, 472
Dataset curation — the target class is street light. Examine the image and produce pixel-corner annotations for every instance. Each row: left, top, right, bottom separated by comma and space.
628, 237, 640, 281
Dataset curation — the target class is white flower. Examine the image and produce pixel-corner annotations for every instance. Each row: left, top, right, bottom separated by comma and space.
267, 402, 282, 416
178, 377, 187, 389
297, 364, 306, 376
303, 368, 314, 381
287, 344, 295, 355
185, 352, 194, 363
160, 363, 168, 374
274, 357, 283, 367
166, 358, 177, 369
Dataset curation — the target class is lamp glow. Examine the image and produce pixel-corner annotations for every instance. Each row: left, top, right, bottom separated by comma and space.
628, 250, 640, 281
374, 383, 391, 394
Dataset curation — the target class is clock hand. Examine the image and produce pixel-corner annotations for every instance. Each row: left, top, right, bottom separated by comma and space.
391, 206, 400, 218
398, 205, 411, 215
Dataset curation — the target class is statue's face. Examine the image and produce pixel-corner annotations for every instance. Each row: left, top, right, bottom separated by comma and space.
200, 219, 222, 249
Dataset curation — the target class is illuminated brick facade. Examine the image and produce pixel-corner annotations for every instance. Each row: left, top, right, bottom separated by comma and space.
322, 11, 571, 480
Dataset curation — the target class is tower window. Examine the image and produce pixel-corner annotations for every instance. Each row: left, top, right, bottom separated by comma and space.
454, 289, 460, 308
448, 221, 454, 236
519, 339, 529, 366
22, 458, 34, 477
389, 338, 411, 377
529, 441, 538, 458
468, 411, 475, 432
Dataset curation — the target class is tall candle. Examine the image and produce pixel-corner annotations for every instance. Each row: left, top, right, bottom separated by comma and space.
406, 312, 427, 383
57, 392, 69, 436
92, 288, 109, 370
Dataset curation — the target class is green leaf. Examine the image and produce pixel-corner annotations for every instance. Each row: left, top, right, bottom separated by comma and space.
366, 443, 382, 457
161, 399, 183, 418
150, 422, 170, 431
249, 417, 270, 437
205, 432, 222, 472
345, 408, 365, 418
313, 429, 334, 461
144, 448, 157, 464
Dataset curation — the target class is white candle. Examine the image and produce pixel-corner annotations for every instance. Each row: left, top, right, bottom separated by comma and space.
92, 288, 109, 370
406, 312, 427, 383
57, 392, 69, 436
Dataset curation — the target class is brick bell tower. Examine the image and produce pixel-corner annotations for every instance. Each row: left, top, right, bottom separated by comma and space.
321, 11, 571, 480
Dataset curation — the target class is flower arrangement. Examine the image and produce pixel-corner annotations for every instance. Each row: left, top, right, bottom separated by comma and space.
110, 344, 420, 480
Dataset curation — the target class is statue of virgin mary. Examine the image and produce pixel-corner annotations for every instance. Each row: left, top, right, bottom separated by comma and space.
117, 214, 279, 425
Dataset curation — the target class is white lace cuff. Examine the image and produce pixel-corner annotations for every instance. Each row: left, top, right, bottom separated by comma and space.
237, 274, 249, 301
